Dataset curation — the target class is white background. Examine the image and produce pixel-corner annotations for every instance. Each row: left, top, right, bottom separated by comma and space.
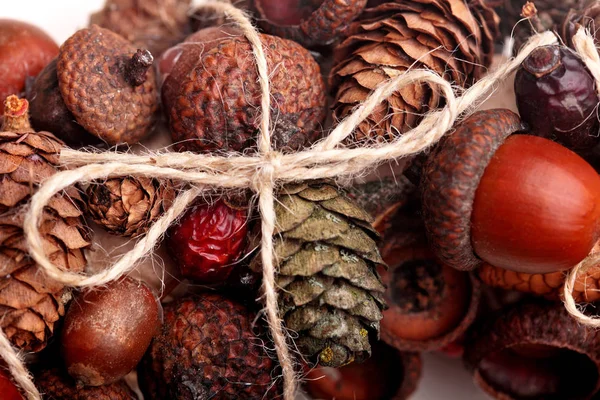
1, 1, 494, 399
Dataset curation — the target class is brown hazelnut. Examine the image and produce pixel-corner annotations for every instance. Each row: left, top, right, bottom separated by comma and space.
61, 277, 161, 386
464, 301, 600, 399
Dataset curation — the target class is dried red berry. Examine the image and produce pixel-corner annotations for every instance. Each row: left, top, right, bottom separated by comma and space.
35, 367, 135, 400
163, 29, 326, 153
166, 199, 248, 284
138, 293, 278, 400
304, 344, 421, 400
247, 0, 367, 47
0, 19, 58, 110
515, 45, 600, 151
0, 368, 23, 400
61, 277, 161, 386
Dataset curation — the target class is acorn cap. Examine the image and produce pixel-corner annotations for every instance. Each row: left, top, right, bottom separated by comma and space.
421, 109, 526, 271
57, 25, 158, 146
464, 301, 600, 399
248, 0, 367, 47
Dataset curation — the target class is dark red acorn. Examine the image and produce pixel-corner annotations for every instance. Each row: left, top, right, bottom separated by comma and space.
422, 109, 600, 274
0, 19, 58, 110
0, 369, 23, 400
515, 45, 600, 151
166, 199, 248, 284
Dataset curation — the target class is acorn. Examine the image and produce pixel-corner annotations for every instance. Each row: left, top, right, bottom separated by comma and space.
422, 109, 600, 274
245, 0, 367, 48
27, 25, 158, 147
378, 209, 480, 352
160, 27, 326, 154
35, 367, 135, 400
515, 45, 600, 151
464, 301, 600, 399
304, 343, 422, 400
61, 277, 161, 386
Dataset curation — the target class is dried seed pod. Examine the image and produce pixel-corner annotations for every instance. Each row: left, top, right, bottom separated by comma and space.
138, 294, 278, 400
0, 96, 90, 352
305, 344, 422, 400
90, 0, 192, 56
250, 182, 386, 367
561, 0, 600, 48
246, 0, 367, 47
479, 262, 600, 302
464, 301, 600, 399
379, 228, 480, 351
35, 367, 135, 400
330, 0, 499, 145
164, 29, 326, 154
61, 277, 161, 386
56, 25, 158, 145
87, 177, 175, 238
422, 109, 600, 274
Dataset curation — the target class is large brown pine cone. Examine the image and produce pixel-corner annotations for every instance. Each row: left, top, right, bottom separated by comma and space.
90, 0, 192, 56
0, 96, 90, 352
330, 0, 499, 145
87, 177, 175, 238
250, 182, 387, 368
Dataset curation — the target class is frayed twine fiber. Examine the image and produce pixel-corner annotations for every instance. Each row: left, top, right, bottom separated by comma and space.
10, 1, 600, 398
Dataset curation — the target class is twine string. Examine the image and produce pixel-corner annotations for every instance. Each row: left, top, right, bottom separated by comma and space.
1, 3, 583, 398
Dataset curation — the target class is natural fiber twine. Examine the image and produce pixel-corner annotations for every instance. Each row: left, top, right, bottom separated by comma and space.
4, 2, 600, 399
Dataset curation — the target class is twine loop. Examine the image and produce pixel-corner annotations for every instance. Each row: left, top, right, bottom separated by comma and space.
6, 2, 599, 399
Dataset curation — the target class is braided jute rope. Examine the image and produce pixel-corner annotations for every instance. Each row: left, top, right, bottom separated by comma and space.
9, 1, 600, 398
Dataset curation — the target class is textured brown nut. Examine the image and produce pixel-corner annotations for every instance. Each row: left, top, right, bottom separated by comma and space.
167, 32, 326, 153
248, 0, 367, 47
421, 109, 525, 271
479, 262, 600, 302
464, 301, 600, 399
35, 368, 135, 400
87, 177, 175, 237
57, 25, 158, 145
61, 277, 161, 386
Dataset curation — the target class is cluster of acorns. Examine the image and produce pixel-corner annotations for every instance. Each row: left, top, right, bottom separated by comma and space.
3, 0, 600, 399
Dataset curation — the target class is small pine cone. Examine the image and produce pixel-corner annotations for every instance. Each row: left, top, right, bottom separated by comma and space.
330, 0, 499, 146
250, 182, 387, 367
35, 368, 136, 400
90, 0, 192, 56
139, 294, 278, 400
87, 177, 175, 237
0, 96, 90, 352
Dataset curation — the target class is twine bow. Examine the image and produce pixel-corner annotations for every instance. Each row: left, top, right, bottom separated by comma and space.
6, 2, 600, 399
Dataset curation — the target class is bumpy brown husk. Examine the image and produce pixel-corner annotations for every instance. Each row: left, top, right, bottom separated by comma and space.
138, 294, 278, 400
464, 301, 600, 399
57, 25, 158, 146
250, 182, 386, 368
330, 0, 499, 146
0, 99, 90, 352
165, 31, 326, 154
35, 367, 136, 400
90, 0, 191, 56
247, 0, 367, 47
87, 177, 175, 238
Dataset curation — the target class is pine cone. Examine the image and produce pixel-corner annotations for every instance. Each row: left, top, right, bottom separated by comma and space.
0, 96, 90, 352
87, 177, 175, 237
90, 0, 191, 56
250, 182, 387, 367
330, 0, 499, 145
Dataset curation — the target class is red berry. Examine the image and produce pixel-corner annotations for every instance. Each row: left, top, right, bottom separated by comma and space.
0, 19, 58, 110
167, 200, 248, 284
0, 369, 23, 400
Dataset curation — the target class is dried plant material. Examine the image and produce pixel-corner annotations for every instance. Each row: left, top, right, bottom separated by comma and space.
0, 97, 90, 352
561, 0, 600, 48
250, 182, 386, 367
330, 0, 499, 145
90, 0, 192, 56
87, 177, 175, 238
